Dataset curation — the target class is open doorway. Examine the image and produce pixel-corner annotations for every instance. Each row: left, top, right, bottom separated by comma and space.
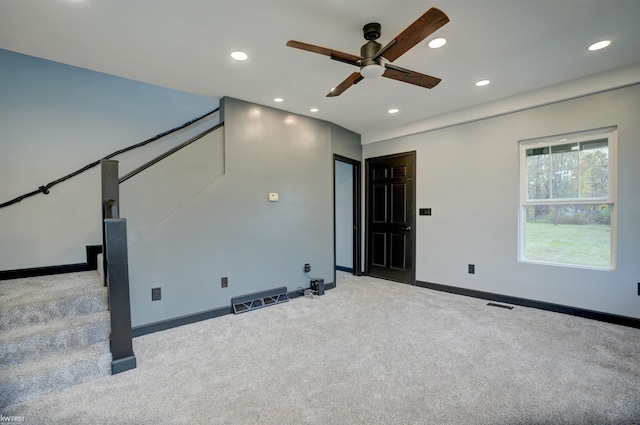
334, 155, 362, 279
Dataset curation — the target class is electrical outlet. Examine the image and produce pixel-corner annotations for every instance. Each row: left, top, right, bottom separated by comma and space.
151, 287, 161, 301
304, 263, 311, 273
468, 264, 475, 274
221, 277, 228, 288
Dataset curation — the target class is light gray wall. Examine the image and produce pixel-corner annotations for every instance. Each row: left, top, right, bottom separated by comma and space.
0, 49, 219, 269
363, 84, 640, 319
331, 124, 361, 161
335, 160, 353, 269
125, 97, 335, 327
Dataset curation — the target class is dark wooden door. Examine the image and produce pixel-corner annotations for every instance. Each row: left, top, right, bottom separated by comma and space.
366, 152, 415, 284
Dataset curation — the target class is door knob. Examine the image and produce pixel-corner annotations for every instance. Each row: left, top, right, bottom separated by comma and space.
401, 226, 412, 232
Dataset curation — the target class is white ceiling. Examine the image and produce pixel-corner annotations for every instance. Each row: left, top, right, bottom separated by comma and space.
1, 0, 639, 144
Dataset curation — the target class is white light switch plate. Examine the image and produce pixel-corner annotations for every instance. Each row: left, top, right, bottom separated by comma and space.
268, 192, 279, 202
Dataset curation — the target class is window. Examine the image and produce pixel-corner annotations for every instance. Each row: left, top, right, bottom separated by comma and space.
519, 127, 616, 269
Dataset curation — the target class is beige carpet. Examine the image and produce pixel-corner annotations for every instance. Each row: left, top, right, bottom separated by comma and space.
3, 272, 639, 424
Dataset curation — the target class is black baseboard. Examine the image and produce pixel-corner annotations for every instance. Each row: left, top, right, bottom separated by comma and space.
0, 245, 102, 281
132, 281, 336, 337
288, 281, 336, 299
132, 306, 233, 337
336, 266, 353, 273
85, 245, 102, 270
112, 356, 137, 375
415, 280, 640, 329
288, 288, 305, 299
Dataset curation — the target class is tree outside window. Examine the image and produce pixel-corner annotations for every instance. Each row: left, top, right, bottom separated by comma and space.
519, 129, 616, 269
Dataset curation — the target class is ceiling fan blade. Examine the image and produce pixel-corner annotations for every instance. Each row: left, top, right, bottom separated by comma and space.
376, 7, 449, 63
286, 40, 362, 66
327, 72, 364, 97
383, 64, 441, 89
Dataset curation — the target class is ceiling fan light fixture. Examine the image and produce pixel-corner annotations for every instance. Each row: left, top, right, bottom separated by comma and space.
361, 63, 385, 79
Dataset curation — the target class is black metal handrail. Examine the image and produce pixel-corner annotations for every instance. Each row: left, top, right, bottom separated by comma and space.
0, 107, 219, 209
119, 121, 224, 184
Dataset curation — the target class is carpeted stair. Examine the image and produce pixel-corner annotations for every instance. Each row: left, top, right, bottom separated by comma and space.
0, 271, 112, 408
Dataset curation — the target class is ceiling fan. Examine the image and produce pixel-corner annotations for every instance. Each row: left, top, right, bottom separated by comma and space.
286, 7, 449, 97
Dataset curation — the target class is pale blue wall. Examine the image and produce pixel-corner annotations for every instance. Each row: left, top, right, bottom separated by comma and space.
335, 160, 353, 269
124, 97, 336, 327
0, 49, 219, 269
0, 49, 361, 328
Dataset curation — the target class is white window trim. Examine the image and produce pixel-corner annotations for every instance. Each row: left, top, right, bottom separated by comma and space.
518, 127, 617, 270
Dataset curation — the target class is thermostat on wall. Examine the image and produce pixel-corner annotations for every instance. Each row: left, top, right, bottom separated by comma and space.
268, 192, 279, 202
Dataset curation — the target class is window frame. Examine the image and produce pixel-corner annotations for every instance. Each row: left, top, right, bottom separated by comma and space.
518, 127, 617, 270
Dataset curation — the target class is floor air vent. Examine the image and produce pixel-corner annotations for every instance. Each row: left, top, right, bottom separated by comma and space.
487, 302, 514, 310
232, 286, 289, 314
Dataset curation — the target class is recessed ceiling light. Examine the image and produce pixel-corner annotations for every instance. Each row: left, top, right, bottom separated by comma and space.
428, 38, 447, 49
388, 108, 400, 114
588, 40, 611, 51
230, 51, 248, 61
475, 79, 490, 87
310, 108, 319, 113
274, 98, 284, 103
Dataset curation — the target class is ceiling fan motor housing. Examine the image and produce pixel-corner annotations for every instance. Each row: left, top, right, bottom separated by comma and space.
363, 22, 381, 41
